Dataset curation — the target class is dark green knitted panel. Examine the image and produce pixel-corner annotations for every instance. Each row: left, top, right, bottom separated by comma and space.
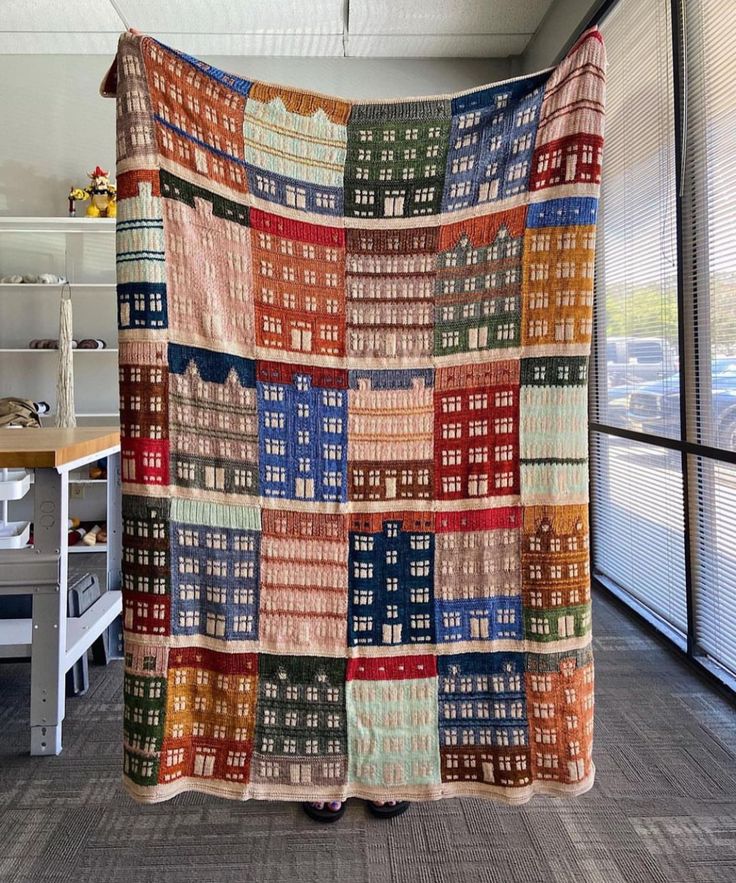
344, 100, 452, 219
253, 655, 348, 757
520, 356, 590, 387
160, 168, 249, 226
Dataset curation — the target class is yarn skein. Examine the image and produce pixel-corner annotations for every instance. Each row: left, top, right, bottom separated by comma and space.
55, 283, 76, 428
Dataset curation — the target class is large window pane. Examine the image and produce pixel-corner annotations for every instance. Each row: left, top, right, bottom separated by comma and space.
593, 0, 679, 440
683, 0, 736, 451
592, 0, 736, 693
590, 432, 687, 634
592, 0, 687, 636
692, 456, 736, 678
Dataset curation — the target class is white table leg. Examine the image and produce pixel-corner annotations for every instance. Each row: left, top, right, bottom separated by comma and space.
103, 451, 124, 659
29, 467, 68, 756
106, 451, 122, 592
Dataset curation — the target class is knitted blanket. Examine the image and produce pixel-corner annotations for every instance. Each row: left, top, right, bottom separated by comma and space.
115, 29, 606, 804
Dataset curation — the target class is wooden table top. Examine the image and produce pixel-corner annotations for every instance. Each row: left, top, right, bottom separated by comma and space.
0, 427, 120, 468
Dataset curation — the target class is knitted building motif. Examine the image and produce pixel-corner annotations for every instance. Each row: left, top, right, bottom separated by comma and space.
525, 648, 594, 783
168, 344, 259, 498
256, 361, 347, 502
434, 361, 520, 500
348, 369, 434, 501
520, 355, 590, 502
433, 507, 522, 647
346, 656, 441, 789
160, 172, 254, 351
158, 649, 259, 785
522, 198, 597, 348
115, 27, 606, 804
530, 44, 605, 193
434, 209, 525, 355
123, 642, 168, 778
258, 510, 348, 656
121, 496, 170, 636
437, 652, 531, 787
250, 210, 346, 357
116, 169, 166, 331
243, 84, 349, 216
346, 226, 437, 360
168, 499, 261, 642
250, 655, 348, 791
348, 512, 435, 647
442, 76, 548, 212
344, 101, 452, 219
521, 504, 591, 642
145, 40, 249, 195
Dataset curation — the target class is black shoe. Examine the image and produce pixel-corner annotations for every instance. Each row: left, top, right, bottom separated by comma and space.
302, 801, 346, 823
366, 800, 411, 819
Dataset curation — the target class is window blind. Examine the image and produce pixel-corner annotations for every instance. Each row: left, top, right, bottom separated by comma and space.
682, 0, 736, 678
590, 433, 688, 633
591, 0, 688, 635
592, 0, 679, 439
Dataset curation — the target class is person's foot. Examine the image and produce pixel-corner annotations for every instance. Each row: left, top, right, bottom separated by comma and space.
366, 800, 411, 819
302, 800, 346, 823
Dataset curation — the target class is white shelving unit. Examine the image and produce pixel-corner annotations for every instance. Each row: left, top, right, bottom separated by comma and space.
0, 217, 116, 233
70, 544, 108, 554
0, 216, 118, 427
0, 216, 118, 534
0, 282, 117, 288
0, 348, 119, 353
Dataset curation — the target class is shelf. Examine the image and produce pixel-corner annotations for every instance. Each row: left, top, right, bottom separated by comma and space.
45, 413, 119, 418
41, 415, 119, 430
8, 543, 108, 553
28, 472, 108, 485
0, 348, 118, 353
1, 217, 118, 452
0, 283, 115, 289
69, 543, 107, 553
69, 472, 107, 484
0, 217, 115, 234
0, 590, 122, 663
0, 619, 32, 658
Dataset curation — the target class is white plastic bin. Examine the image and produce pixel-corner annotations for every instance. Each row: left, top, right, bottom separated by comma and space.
0, 520, 31, 549
0, 469, 31, 501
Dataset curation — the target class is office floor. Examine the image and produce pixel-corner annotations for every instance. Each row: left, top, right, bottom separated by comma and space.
1, 588, 736, 883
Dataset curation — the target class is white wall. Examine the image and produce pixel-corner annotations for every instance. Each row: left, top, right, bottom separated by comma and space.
0, 0, 608, 216
0, 54, 511, 217
520, 0, 604, 73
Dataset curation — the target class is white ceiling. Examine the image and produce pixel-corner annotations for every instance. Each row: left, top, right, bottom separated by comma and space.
0, 0, 557, 56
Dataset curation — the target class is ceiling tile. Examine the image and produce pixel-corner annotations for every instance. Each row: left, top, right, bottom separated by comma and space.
0, 31, 346, 55
139, 32, 345, 56
0, 32, 120, 53
115, 0, 344, 34
0, 0, 556, 55
0, 0, 123, 31
347, 33, 530, 58
349, 0, 554, 37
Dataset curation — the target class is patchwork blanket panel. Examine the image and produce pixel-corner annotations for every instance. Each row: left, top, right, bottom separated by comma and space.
116, 28, 606, 803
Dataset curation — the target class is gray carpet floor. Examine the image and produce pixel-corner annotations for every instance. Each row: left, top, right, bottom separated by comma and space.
2, 588, 736, 883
